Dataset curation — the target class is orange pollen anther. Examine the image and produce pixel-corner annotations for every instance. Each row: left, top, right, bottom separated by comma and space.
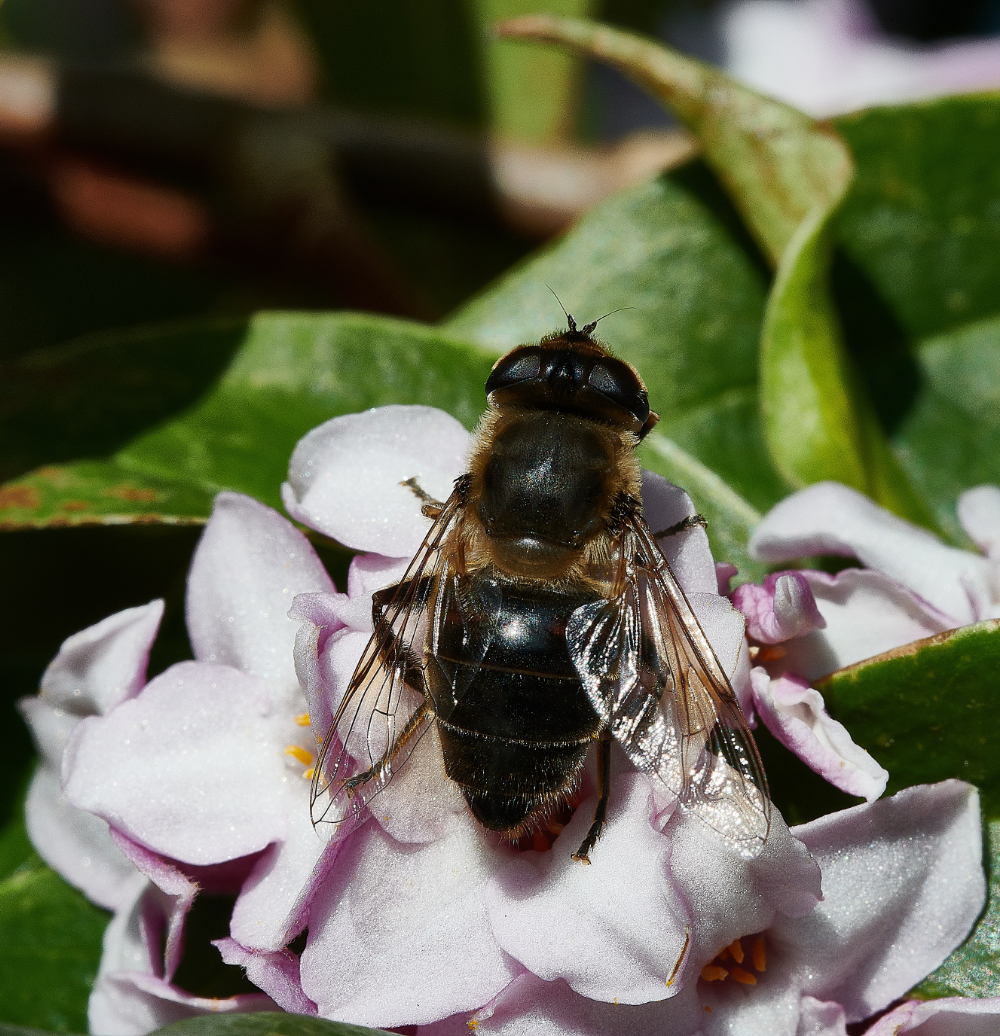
302, 767, 315, 781
294, 712, 311, 726
701, 934, 768, 988
731, 967, 757, 985
285, 745, 314, 766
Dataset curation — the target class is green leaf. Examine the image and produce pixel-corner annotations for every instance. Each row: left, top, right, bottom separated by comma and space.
0, 319, 246, 485
481, 0, 598, 142
891, 312, 1000, 542
496, 13, 851, 265
760, 202, 937, 526
496, 16, 941, 526
835, 95, 1000, 343
828, 95, 1000, 536
0, 461, 216, 531
760, 204, 867, 490
0, 852, 108, 1031
155, 1015, 392, 1036
913, 819, 1000, 1000
0, 1026, 82, 1036
0, 815, 32, 884
446, 163, 788, 516
819, 619, 1000, 819
1, 313, 498, 529
639, 432, 766, 582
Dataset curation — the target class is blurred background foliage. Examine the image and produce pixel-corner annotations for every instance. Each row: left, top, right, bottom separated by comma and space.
4, 0, 1000, 1029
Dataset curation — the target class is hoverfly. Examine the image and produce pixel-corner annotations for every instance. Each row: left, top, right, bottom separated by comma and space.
311, 317, 770, 860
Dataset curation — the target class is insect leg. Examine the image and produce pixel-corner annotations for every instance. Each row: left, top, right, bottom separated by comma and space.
572, 732, 612, 864
344, 698, 433, 794
652, 514, 707, 539
400, 476, 446, 518
372, 579, 430, 689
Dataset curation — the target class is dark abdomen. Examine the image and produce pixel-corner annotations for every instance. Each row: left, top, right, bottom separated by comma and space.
425, 578, 604, 834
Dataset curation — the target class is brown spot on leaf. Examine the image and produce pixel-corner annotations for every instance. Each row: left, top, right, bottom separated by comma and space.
106, 485, 159, 503
0, 485, 40, 510
61, 500, 90, 512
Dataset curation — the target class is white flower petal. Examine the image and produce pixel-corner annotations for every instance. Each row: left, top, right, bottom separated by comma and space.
786, 780, 985, 1021
667, 804, 822, 969
957, 485, 1000, 560
90, 972, 275, 1036
215, 938, 317, 1015
486, 775, 689, 1004
300, 815, 519, 1029
39, 601, 163, 716
642, 471, 717, 594
780, 569, 954, 682
283, 405, 471, 555
690, 591, 747, 682
63, 662, 301, 865
187, 492, 333, 701
418, 973, 703, 1036
865, 995, 1000, 1035
22, 762, 136, 911
749, 482, 993, 623
229, 794, 332, 952
750, 669, 888, 802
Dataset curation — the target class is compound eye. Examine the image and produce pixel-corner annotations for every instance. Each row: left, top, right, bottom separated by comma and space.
588, 359, 650, 425
485, 348, 542, 396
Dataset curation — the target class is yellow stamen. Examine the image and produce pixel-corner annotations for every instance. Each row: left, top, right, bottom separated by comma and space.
753, 936, 767, 973
467, 1020, 479, 1031
294, 712, 311, 726
285, 745, 313, 766
731, 966, 757, 986
665, 930, 690, 987
700, 965, 728, 982
302, 767, 315, 781
728, 938, 744, 964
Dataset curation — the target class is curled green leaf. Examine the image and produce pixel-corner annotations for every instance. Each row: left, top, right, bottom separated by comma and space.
496, 13, 851, 265
497, 14, 931, 525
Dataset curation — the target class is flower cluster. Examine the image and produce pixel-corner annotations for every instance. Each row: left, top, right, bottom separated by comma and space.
19, 406, 997, 1034
726, 480, 1000, 807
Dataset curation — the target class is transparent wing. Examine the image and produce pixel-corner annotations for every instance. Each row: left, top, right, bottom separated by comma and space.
567, 517, 770, 858
310, 488, 467, 830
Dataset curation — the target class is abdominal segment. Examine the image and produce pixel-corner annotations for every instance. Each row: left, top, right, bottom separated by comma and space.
425, 578, 605, 834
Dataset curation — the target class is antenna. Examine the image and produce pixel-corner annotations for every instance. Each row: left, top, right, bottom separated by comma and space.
546, 286, 577, 333
581, 308, 634, 335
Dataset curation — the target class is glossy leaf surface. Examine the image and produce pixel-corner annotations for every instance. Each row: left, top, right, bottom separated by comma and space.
819, 620, 1000, 819
0, 314, 496, 528
0, 819, 108, 1032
